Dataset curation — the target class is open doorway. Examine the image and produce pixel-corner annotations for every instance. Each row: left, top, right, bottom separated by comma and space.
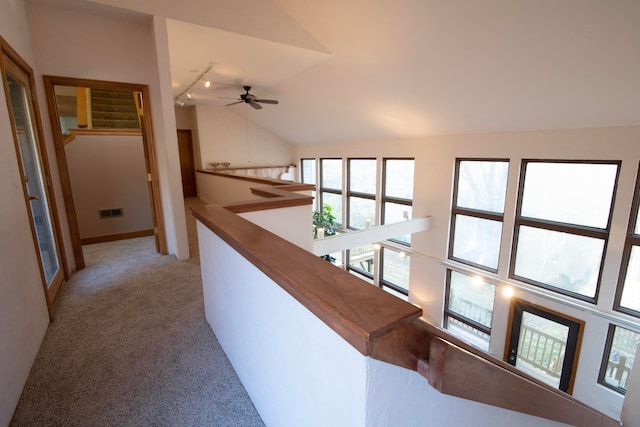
43, 76, 167, 270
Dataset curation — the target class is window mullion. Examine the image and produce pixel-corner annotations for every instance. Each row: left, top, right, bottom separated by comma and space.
517, 217, 609, 240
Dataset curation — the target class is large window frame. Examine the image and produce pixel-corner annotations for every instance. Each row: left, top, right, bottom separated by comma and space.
319, 158, 343, 227
382, 158, 414, 246
448, 158, 509, 272
380, 247, 410, 297
300, 158, 317, 209
509, 159, 620, 303
614, 162, 640, 317
346, 158, 377, 230
598, 324, 640, 395
443, 269, 496, 351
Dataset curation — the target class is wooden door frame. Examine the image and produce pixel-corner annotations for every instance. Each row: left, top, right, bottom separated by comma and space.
42, 75, 167, 270
0, 37, 69, 320
177, 129, 197, 198
504, 298, 584, 394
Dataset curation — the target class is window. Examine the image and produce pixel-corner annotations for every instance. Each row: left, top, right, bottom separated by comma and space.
444, 270, 496, 351
449, 159, 509, 271
300, 158, 316, 207
382, 158, 414, 245
598, 325, 640, 394
510, 160, 619, 302
347, 158, 376, 229
320, 158, 343, 226
380, 248, 410, 298
615, 163, 640, 316
347, 244, 375, 279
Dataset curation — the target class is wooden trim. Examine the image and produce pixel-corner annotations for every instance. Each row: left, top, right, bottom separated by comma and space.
76, 87, 88, 128
140, 85, 167, 255
191, 180, 618, 426
504, 298, 585, 395
197, 169, 294, 186
63, 128, 142, 145
192, 203, 422, 356
81, 229, 154, 245
68, 128, 142, 137
1, 37, 70, 320
43, 77, 85, 270
42, 75, 168, 269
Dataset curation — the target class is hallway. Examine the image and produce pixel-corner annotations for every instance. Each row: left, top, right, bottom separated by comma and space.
10, 200, 264, 426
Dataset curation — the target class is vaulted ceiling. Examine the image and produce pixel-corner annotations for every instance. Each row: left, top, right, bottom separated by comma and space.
35, 0, 640, 145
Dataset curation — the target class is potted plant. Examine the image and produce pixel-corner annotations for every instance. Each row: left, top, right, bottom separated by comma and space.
313, 205, 337, 239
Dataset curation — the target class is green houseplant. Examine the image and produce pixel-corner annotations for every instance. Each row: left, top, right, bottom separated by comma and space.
313, 205, 337, 239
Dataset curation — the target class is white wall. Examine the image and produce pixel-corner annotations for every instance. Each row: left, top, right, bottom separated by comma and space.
197, 218, 569, 426
0, 0, 52, 424
195, 172, 261, 204
27, 3, 189, 259
194, 103, 294, 168
65, 134, 153, 238
294, 125, 640, 421
198, 222, 367, 427
240, 204, 313, 252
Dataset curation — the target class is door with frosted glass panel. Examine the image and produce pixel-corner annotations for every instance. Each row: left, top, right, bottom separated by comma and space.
2, 50, 64, 315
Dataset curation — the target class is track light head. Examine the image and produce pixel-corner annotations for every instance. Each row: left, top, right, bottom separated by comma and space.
175, 99, 185, 107
203, 79, 211, 88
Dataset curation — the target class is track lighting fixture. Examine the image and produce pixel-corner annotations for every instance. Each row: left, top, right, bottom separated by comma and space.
174, 62, 216, 106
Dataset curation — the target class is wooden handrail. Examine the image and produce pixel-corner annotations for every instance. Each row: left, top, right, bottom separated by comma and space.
62, 128, 142, 144
191, 179, 620, 427
197, 168, 295, 187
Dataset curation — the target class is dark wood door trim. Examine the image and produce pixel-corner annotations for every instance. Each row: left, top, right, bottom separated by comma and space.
177, 129, 197, 197
42, 75, 167, 270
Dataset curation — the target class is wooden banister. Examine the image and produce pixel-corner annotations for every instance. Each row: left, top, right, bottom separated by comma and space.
191, 179, 620, 427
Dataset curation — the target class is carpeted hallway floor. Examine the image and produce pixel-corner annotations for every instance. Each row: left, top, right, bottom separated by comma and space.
10, 199, 264, 426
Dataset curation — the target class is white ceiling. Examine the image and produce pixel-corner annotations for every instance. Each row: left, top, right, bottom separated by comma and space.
40, 0, 640, 145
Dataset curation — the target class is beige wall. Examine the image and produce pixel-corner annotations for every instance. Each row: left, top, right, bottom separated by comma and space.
27, 3, 189, 260
65, 134, 153, 238
194, 103, 294, 169
294, 125, 640, 420
0, 1, 51, 424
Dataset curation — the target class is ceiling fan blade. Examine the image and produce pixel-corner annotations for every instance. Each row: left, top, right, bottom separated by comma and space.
249, 101, 263, 110
255, 99, 278, 104
225, 100, 243, 106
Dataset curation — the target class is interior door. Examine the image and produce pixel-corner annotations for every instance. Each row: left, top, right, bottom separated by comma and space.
1, 50, 64, 317
177, 129, 197, 197
506, 300, 582, 393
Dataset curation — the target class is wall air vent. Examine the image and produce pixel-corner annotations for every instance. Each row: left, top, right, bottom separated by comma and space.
99, 208, 123, 219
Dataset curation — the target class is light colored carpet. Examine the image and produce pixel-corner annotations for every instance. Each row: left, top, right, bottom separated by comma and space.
10, 199, 264, 426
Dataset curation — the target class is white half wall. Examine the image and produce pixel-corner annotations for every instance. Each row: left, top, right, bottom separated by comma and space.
197, 220, 571, 426
239, 204, 312, 252
198, 221, 367, 427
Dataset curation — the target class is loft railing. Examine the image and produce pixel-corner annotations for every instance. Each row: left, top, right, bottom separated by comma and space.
191, 178, 621, 427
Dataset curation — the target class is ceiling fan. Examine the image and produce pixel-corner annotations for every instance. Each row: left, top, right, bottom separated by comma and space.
223, 86, 278, 110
